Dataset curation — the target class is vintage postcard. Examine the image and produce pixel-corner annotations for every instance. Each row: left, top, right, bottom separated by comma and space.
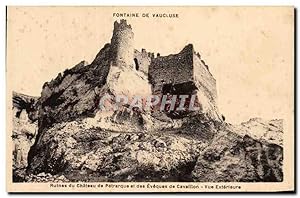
6, 6, 294, 192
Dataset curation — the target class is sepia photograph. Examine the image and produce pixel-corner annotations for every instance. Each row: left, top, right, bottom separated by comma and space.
6, 6, 295, 192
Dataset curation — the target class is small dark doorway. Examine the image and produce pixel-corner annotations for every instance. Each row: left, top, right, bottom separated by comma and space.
134, 58, 139, 70
162, 81, 197, 95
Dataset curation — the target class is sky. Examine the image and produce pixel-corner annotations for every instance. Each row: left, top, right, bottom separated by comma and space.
7, 6, 294, 124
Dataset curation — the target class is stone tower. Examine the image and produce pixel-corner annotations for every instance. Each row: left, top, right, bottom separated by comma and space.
110, 19, 134, 67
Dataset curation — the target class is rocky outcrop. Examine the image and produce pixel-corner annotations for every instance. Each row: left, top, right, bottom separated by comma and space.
25, 115, 218, 181
232, 118, 283, 146
13, 91, 39, 121
26, 111, 212, 174
192, 124, 283, 182
38, 45, 111, 131
23, 116, 282, 182
12, 92, 38, 169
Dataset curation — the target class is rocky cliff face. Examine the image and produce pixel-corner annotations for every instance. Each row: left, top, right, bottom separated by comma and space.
192, 121, 283, 182
38, 45, 111, 131
15, 114, 282, 182
12, 92, 38, 170
12, 20, 283, 183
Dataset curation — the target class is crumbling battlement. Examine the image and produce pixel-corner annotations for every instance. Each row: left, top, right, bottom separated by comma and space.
133, 49, 154, 75
148, 44, 194, 93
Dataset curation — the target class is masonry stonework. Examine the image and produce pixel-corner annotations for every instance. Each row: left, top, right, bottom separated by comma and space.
149, 44, 194, 94
148, 43, 220, 119
110, 19, 134, 67
133, 49, 153, 75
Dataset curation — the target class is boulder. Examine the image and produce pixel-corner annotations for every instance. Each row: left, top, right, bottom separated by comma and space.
192, 122, 283, 182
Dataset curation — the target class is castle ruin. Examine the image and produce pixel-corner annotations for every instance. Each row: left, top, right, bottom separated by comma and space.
37, 19, 221, 132
111, 19, 220, 120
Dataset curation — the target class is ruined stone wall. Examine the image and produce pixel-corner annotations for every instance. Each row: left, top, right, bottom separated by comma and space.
133, 49, 153, 75
148, 44, 220, 120
193, 53, 217, 106
193, 53, 220, 119
110, 19, 134, 67
149, 44, 194, 93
